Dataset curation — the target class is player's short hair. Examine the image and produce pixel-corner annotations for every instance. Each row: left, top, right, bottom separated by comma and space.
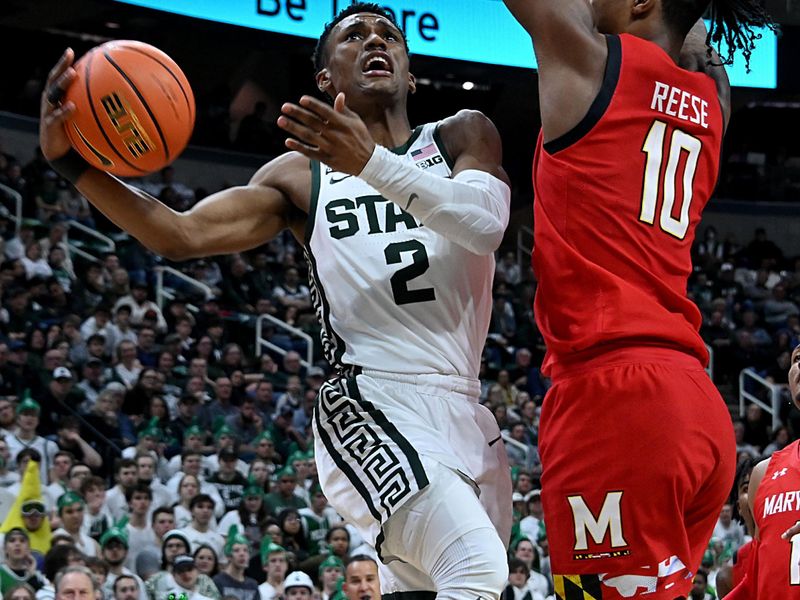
312, 2, 408, 72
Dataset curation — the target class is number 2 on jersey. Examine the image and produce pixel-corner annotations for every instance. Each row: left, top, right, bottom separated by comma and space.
384, 240, 436, 306
639, 120, 701, 240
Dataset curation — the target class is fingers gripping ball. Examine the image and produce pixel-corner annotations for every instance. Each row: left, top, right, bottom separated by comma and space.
64, 40, 195, 177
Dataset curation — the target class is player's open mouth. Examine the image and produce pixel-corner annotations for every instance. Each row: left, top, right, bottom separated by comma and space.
362, 52, 393, 77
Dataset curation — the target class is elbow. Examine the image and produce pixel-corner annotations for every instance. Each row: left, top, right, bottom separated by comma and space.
470, 222, 506, 256
153, 228, 196, 261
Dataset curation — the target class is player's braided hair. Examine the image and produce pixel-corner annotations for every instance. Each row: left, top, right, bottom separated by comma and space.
663, 0, 776, 72
312, 2, 409, 72
706, 0, 777, 71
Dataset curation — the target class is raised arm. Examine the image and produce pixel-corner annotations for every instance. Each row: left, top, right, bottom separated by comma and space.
277, 95, 510, 256
40, 49, 305, 262
679, 19, 732, 130
502, 0, 607, 143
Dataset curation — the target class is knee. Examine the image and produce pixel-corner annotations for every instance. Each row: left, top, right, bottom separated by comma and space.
432, 528, 508, 600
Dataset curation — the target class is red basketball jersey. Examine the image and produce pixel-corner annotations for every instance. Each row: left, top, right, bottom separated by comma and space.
753, 440, 800, 598
532, 34, 724, 377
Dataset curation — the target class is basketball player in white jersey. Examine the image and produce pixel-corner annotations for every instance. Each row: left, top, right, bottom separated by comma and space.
40, 4, 512, 599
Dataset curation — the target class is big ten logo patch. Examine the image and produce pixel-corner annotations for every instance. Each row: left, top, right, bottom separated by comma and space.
101, 92, 155, 158
411, 143, 444, 170
567, 491, 631, 560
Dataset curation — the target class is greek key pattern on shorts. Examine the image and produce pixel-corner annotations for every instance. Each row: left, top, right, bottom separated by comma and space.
317, 379, 415, 522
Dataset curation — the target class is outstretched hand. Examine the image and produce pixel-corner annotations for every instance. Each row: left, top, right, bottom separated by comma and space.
782, 520, 800, 541
278, 93, 375, 175
40, 48, 78, 161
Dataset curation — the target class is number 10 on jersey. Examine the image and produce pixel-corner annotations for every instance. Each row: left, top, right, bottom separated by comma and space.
639, 120, 702, 240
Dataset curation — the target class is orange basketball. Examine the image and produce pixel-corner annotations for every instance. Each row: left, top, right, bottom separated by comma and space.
64, 40, 195, 177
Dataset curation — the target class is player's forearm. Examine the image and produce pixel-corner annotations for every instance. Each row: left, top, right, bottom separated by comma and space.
72, 167, 193, 259
359, 145, 510, 256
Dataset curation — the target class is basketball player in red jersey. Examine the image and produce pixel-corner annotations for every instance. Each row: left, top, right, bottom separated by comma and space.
727, 343, 800, 598
502, 0, 774, 598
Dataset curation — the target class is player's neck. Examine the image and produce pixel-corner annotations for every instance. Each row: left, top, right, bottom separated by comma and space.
362, 110, 413, 151
627, 22, 683, 63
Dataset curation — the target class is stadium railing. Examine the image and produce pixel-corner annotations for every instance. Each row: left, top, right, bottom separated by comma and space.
65, 219, 116, 264
154, 265, 213, 312
739, 367, 784, 431
255, 314, 314, 369
0, 182, 23, 235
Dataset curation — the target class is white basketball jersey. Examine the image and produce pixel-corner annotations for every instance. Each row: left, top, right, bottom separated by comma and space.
304, 122, 495, 378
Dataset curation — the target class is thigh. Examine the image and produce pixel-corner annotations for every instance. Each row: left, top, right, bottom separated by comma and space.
313, 376, 430, 550
539, 363, 735, 598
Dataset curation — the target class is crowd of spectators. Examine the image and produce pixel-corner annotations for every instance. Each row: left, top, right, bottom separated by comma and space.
0, 134, 797, 600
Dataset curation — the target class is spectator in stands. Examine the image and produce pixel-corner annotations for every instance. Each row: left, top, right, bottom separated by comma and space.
0, 528, 48, 595
711, 503, 746, 553
112, 575, 140, 600
104, 459, 137, 521
146, 529, 220, 600
75, 358, 107, 409
135, 453, 172, 510
52, 417, 102, 470
53, 492, 97, 557
45, 451, 72, 502
6, 398, 58, 482
221, 257, 259, 315
123, 484, 157, 571
179, 494, 225, 559
99, 528, 147, 600
271, 269, 310, 315
212, 530, 259, 600
763, 425, 790, 457
208, 449, 247, 514
201, 378, 238, 431
33, 171, 61, 223
80, 476, 112, 542
741, 227, 783, 270
113, 341, 143, 390
79, 306, 112, 349
82, 388, 127, 462
114, 283, 167, 334
764, 282, 800, 329
226, 398, 263, 454
502, 558, 544, 600
257, 543, 287, 600
121, 369, 160, 423
167, 456, 224, 519
342, 555, 380, 600
281, 572, 313, 600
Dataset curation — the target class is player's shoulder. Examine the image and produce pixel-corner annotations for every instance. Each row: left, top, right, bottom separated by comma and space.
436, 110, 502, 165
438, 109, 498, 139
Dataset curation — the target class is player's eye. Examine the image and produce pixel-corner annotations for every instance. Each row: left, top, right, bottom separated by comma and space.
346, 31, 363, 40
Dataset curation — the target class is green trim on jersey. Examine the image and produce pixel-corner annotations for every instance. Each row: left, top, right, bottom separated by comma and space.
304, 159, 321, 245
390, 126, 423, 155
305, 248, 348, 368
432, 124, 455, 171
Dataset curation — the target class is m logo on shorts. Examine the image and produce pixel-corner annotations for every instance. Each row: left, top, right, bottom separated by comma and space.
567, 491, 629, 557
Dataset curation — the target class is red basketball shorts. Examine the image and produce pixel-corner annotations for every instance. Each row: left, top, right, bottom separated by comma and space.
539, 349, 736, 599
